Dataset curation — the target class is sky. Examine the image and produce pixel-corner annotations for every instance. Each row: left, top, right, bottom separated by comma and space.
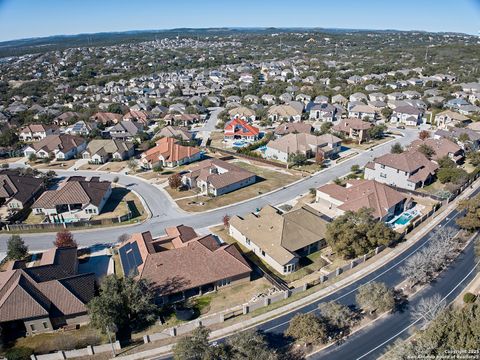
0, 0, 479, 42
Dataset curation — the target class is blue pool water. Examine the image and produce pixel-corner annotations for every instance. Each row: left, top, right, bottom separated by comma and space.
393, 212, 414, 226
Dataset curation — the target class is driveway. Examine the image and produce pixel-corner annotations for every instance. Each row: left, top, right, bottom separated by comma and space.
0, 128, 419, 252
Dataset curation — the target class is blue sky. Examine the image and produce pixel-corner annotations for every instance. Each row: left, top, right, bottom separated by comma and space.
0, 0, 479, 42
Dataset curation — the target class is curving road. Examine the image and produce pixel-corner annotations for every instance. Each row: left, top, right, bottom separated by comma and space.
0, 128, 418, 252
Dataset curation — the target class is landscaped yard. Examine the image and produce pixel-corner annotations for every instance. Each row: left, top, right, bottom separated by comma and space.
78, 162, 104, 171
98, 160, 129, 172
174, 161, 300, 212
23, 211, 45, 224
346, 135, 394, 151
32, 159, 77, 169
7, 325, 107, 355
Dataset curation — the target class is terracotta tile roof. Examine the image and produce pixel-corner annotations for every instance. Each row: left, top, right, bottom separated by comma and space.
141, 137, 200, 164
224, 118, 259, 137
317, 179, 407, 219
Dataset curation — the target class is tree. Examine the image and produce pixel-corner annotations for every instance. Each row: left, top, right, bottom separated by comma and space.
88, 276, 157, 336
285, 313, 328, 346
390, 142, 404, 154
173, 326, 212, 360
168, 173, 182, 189
54, 229, 77, 248
350, 164, 360, 173
6, 235, 28, 260
356, 282, 395, 314
417, 144, 435, 159
419, 130, 430, 140
228, 330, 277, 360
437, 167, 467, 184
325, 208, 397, 259
0, 128, 19, 147
127, 159, 138, 173
319, 122, 333, 135
381, 107, 393, 119
315, 151, 324, 165
318, 301, 357, 333
468, 151, 480, 167
368, 124, 386, 140
411, 294, 447, 327
458, 132, 470, 144
457, 195, 480, 230
223, 214, 230, 229
28, 153, 37, 162
107, 103, 126, 115
288, 152, 308, 166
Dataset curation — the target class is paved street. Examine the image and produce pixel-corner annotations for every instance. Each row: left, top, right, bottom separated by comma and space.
0, 128, 418, 251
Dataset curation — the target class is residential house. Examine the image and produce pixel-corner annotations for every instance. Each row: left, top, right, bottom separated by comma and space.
156, 125, 193, 141
182, 159, 256, 196
23, 134, 87, 160
333, 118, 373, 144
268, 103, 303, 122
273, 122, 312, 138
434, 127, 480, 150
163, 113, 201, 127
229, 205, 328, 275
228, 106, 256, 122
53, 112, 80, 126
409, 138, 464, 164
90, 112, 123, 125
0, 170, 44, 211
123, 110, 151, 126
0, 247, 95, 336
224, 118, 260, 142
19, 124, 58, 142
64, 121, 97, 136
390, 105, 424, 126
315, 179, 409, 222
364, 150, 439, 190
117, 226, 251, 303
82, 139, 134, 164
265, 133, 341, 163
309, 103, 337, 122
103, 121, 143, 142
348, 104, 377, 120
32, 176, 112, 222
140, 137, 202, 169
434, 110, 470, 129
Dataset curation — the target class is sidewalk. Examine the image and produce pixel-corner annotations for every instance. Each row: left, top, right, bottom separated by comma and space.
115, 178, 480, 360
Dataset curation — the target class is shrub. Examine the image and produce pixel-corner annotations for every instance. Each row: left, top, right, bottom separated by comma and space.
463, 292, 477, 304
5, 347, 34, 360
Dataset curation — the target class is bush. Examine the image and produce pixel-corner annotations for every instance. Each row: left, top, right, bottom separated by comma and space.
463, 292, 477, 304
5, 347, 34, 360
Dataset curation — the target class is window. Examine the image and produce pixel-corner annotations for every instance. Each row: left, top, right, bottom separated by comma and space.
261, 250, 266, 257
380, 173, 387, 178
42, 322, 48, 329
218, 278, 231, 287
246, 238, 250, 246
30, 324, 36, 332
380, 164, 385, 169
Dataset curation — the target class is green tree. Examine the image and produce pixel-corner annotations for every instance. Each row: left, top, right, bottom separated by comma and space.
390, 142, 404, 154
87, 276, 157, 336
367, 124, 386, 140
381, 107, 393, 119
350, 164, 360, 173
319, 122, 333, 135
0, 128, 19, 147
107, 103, 126, 114
228, 330, 277, 360
285, 313, 328, 346
437, 167, 467, 184
173, 326, 214, 360
417, 144, 435, 159
288, 152, 308, 166
6, 235, 28, 260
325, 208, 397, 259
356, 282, 395, 314
318, 301, 357, 334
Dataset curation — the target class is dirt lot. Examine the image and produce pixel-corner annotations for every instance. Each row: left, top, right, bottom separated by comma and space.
175, 160, 300, 212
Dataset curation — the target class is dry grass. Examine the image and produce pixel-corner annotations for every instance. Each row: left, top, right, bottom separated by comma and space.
78, 163, 104, 171
33, 159, 77, 169
92, 186, 147, 221
98, 161, 129, 172
0, 157, 23, 164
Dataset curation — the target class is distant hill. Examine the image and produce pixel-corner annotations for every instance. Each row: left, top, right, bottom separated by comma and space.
0, 27, 468, 58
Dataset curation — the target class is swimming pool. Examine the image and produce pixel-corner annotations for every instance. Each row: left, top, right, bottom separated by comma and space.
392, 210, 419, 227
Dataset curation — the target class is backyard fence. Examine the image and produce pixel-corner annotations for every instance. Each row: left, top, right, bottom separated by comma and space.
29, 341, 121, 360
4, 211, 132, 232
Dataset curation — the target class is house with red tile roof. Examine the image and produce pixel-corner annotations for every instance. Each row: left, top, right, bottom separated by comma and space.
315, 179, 410, 221
224, 118, 259, 142
0, 247, 95, 336
364, 150, 439, 190
117, 225, 251, 304
140, 137, 202, 169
